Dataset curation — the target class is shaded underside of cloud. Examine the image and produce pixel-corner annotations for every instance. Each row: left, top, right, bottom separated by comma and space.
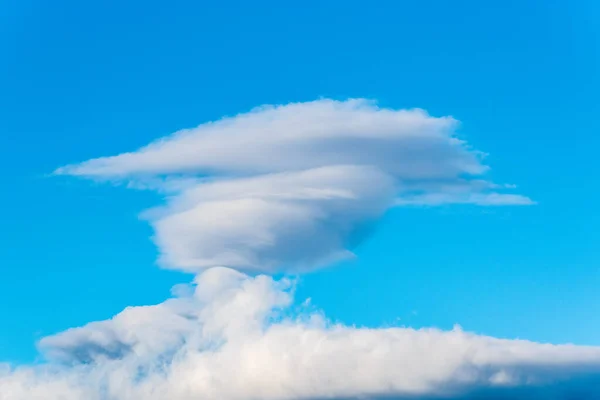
55, 99, 533, 274
1, 268, 599, 400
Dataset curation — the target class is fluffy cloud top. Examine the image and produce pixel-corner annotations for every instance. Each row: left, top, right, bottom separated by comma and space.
1, 268, 598, 400
55, 99, 532, 273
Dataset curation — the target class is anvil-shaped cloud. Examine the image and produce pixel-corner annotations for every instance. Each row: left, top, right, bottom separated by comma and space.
56, 99, 532, 273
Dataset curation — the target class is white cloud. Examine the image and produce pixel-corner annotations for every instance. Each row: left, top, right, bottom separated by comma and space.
396, 192, 535, 206
9, 98, 578, 400
54, 99, 480, 179
2, 268, 599, 400
144, 165, 395, 272
55, 99, 533, 274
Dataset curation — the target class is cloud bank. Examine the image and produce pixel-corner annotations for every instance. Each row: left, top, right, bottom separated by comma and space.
56, 99, 532, 273
2, 268, 600, 400
3, 99, 595, 400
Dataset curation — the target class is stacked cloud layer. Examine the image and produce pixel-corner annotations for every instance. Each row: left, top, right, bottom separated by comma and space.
56, 99, 532, 273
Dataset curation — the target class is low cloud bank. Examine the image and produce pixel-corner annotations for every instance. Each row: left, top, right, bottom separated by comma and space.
2, 268, 599, 400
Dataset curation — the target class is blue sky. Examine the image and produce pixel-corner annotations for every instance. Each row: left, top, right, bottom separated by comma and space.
1, 1, 600, 398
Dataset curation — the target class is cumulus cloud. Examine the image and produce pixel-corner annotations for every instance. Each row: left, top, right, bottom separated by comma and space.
55, 99, 532, 273
1, 268, 598, 400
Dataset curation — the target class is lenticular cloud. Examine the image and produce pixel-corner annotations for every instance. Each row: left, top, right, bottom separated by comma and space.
3, 99, 597, 400
56, 99, 532, 273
